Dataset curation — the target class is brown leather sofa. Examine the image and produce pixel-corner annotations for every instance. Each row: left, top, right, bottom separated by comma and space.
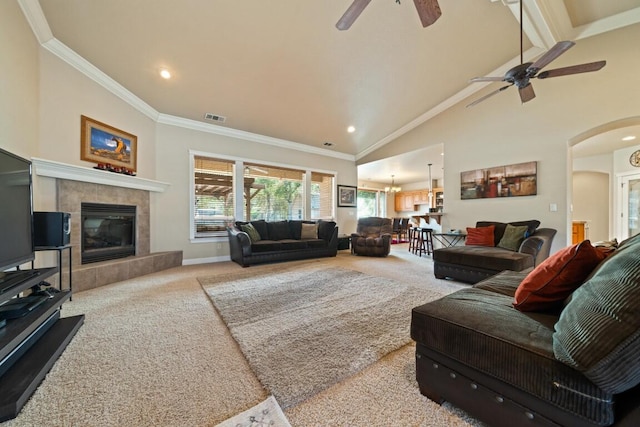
433, 220, 556, 283
227, 219, 338, 267
412, 233, 640, 427
350, 217, 392, 257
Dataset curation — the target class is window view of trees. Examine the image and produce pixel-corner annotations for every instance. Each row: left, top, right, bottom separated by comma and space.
193, 155, 335, 238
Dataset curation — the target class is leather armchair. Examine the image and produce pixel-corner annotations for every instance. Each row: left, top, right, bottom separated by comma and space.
351, 217, 393, 257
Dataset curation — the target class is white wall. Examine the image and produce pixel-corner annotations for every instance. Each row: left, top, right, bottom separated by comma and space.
359, 22, 640, 252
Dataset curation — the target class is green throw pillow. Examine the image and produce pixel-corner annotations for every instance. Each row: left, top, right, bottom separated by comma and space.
241, 223, 261, 243
497, 224, 529, 251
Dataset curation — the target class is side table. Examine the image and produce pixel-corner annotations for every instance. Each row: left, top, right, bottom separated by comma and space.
432, 233, 466, 248
32, 244, 73, 299
337, 234, 351, 251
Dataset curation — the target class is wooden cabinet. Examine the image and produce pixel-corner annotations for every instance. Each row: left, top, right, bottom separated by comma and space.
572, 221, 586, 244
394, 191, 416, 211
434, 188, 444, 211
394, 188, 444, 212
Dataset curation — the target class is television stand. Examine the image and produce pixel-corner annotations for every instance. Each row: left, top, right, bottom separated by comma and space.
0, 266, 83, 422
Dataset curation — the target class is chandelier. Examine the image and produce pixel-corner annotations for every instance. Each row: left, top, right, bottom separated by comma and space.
385, 175, 401, 193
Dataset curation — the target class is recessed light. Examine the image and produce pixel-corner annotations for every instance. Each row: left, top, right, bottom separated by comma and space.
622, 135, 636, 141
159, 69, 171, 79
347, 126, 355, 133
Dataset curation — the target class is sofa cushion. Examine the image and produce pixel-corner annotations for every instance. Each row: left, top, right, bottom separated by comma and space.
236, 220, 269, 240
553, 234, 640, 394
496, 224, 529, 251
411, 281, 614, 425
476, 220, 540, 246
240, 223, 262, 243
513, 240, 607, 312
465, 225, 495, 246
250, 240, 283, 252
317, 220, 336, 241
278, 239, 309, 250
304, 239, 327, 249
267, 221, 292, 240
434, 245, 534, 272
301, 222, 318, 239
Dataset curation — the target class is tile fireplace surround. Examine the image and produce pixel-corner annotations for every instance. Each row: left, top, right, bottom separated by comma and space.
32, 158, 182, 293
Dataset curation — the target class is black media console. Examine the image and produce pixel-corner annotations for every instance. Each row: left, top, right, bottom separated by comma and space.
0, 266, 84, 422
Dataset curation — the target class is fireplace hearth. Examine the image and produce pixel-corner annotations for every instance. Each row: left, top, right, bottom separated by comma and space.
81, 203, 136, 264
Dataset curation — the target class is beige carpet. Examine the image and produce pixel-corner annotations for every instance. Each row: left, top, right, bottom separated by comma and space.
200, 265, 441, 409
2, 245, 483, 427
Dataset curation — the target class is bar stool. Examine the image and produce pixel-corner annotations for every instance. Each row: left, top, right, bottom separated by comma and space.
415, 227, 434, 257
408, 226, 418, 253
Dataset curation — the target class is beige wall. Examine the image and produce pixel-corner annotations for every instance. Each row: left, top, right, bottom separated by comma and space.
359, 23, 640, 251
572, 171, 610, 242
0, 0, 39, 159
3, 5, 358, 265
154, 123, 357, 263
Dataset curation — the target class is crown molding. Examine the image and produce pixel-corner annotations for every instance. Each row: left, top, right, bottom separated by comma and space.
158, 114, 355, 162
41, 39, 160, 121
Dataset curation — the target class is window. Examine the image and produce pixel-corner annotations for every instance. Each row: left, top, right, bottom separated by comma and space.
193, 156, 235, 237
310, 172, 334, 220
192, 153, 335, 238
243, 163, 304, 221
357, 189, 386, 218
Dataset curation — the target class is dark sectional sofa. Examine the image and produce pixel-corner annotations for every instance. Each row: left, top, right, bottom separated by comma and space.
412, 233, 640, 427
227, 219, 338, 267
433, 220, 556, 283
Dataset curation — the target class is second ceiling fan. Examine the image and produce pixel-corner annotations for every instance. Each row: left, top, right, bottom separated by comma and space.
467, 0, 606, 107
336, 0, 442, 30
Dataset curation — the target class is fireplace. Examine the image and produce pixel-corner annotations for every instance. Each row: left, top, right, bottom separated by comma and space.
81, 203, 136, 264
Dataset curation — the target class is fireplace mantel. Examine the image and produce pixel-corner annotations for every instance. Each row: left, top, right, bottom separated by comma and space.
32, 158, 170, 192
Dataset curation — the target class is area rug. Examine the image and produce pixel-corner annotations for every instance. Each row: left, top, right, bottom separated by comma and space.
199, 264, 440, 409
215, 396, 291, 427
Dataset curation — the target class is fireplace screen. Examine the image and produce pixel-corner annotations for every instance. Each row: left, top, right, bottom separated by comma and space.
81, 203, 136, 264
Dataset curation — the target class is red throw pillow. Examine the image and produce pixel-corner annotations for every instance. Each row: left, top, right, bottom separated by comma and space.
465, 225, 495, 246
513, 240, 608, 311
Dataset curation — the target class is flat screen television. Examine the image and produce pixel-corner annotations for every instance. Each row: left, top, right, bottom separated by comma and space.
0, 148, 34, 272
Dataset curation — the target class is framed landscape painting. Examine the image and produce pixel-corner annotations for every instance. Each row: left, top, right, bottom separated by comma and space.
80, 115, 138, 172
337, 185, 357, 207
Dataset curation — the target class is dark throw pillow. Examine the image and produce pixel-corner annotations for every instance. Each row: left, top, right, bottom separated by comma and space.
513, 240, 606, 312
497, 224, 529, 251
465, 225, 495, 247
240, 223, 261, 243
553, 237, 640, 394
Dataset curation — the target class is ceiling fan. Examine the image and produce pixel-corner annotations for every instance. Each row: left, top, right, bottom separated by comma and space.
466, 0, 606, 107
336, 0, 441, 30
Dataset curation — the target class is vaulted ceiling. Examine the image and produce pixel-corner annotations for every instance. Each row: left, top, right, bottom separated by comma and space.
23, 0, 640, 184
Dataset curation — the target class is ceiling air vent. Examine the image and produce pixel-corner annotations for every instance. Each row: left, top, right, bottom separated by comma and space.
204, 113, 226, 123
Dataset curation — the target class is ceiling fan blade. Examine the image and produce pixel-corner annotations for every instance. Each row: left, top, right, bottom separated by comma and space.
469, 76, 505, 83
413, 0, 442, 27
527, 41, 575, 74
519, 84, 535, 103
466, 84, 513, 108
537, 60, 606, 79
336, 0, 372, 30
